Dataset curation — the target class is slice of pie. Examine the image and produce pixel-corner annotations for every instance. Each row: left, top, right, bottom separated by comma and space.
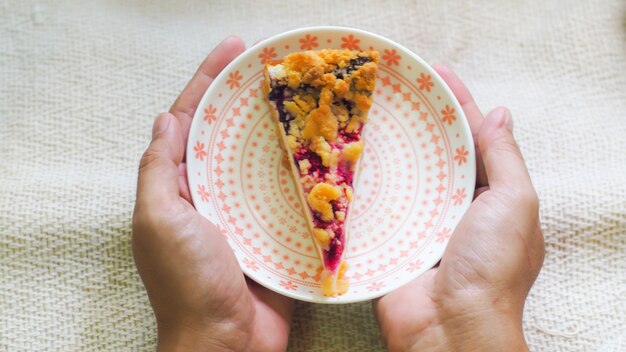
263, 49, 378, 296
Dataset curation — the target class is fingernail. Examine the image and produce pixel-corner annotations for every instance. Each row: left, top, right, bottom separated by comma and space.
152, 114, 171, 138
503, 109, 513, 132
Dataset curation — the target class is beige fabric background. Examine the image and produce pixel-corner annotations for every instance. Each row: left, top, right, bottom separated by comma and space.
1, 0, 625, 351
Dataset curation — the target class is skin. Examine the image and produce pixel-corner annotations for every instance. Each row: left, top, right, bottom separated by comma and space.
373, 65, 545, 352
132, 37, 293, 352
132, 37, 544, 351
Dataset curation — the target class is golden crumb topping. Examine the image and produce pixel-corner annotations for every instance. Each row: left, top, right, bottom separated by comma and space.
341, 140, 364, 167
313, 228, 334, 249
321, 261, 349, 296
307, 182, 342, 221
283, 50, 378, 144
303, 104, 338, 142
264, 49, 378, 296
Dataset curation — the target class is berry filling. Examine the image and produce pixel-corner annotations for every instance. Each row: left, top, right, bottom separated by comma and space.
336, 162, 353, 185
268, 85, 294, 132
263, 49, 378, 296
312, 213, 346, 272
294, 149, 327, 177
324, 236, 343, 271
338, 125, 363, 143
347, 56, 372, 71
334, 57, 371, 79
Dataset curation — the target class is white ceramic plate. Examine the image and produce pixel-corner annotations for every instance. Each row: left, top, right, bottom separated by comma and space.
187, 26, 475, 303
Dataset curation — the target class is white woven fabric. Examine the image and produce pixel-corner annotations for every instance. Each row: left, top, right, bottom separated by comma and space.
1, 0, 625, 351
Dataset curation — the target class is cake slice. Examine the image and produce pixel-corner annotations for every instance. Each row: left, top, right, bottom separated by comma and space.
263, 49, 378, 296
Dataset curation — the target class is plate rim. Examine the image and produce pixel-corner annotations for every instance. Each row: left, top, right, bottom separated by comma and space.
186, 25, 476, 304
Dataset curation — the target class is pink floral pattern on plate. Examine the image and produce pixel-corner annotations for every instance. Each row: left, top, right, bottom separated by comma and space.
186, 27, 475, 303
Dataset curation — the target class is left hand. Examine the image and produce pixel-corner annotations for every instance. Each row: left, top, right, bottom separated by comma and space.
373, 65, 544, 352
132, 36, 294, 352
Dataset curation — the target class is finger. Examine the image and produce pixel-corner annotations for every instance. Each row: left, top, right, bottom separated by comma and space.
136, 113, 184, 207
473, 185, 490, 199
478, 107, 533, 193
170, 36, 246, 145
247, 278, 294, 349
247, 278, 294, 324
178, 162, 192, 203
432, 64, 484, 136
433, 64, 487, 187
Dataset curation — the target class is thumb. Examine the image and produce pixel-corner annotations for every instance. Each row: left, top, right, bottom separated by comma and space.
136, 113, 184, 207
478, 108, 533, 193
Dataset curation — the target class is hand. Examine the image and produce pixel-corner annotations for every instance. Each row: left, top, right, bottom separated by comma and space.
132, 37, 294, 352
373, 65, 545, 352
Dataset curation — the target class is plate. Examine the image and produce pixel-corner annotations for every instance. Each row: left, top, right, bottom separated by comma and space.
186, 26, 475, 303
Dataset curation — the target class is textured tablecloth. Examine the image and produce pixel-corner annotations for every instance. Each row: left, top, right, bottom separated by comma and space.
1, 0, 625, 351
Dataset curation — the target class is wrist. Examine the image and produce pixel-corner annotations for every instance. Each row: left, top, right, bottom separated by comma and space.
157, 319, 250, 352
435, 292, 528, 352
438, 309, 528, 352
382, 292, 528, 352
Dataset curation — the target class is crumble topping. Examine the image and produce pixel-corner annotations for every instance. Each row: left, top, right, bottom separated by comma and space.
321, 261, 349, 296
307, 182, 342, 221
263, 49, 378, 296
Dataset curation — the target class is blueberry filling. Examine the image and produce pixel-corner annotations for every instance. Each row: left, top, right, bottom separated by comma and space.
299, 83, 314, 91
268, 81, 285, 101
348, 56, 371, 71
340, 99, 354, 111
268, 85, 295, 131
333, 56, 371, 80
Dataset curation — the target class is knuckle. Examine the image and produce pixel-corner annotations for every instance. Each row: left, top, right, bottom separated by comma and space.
537, 231, 546, 255
138, 147, 164, 173
490, 187, 519, 206
156, 112, 174, 119
492, 186, 539, 212
535, 220, 546, 244
131, 201, 178, 241
490, 132, 522, 157
170, 104, 195, 119
132, 203, 157, 237
518, 188, 540, 211
131, 209, 150, 244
